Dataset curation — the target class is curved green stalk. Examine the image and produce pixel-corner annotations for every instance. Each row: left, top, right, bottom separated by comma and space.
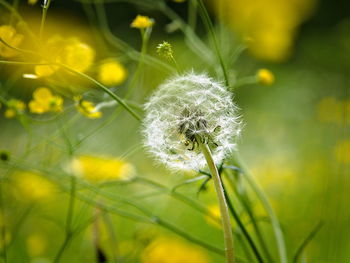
198, 139, 235, 263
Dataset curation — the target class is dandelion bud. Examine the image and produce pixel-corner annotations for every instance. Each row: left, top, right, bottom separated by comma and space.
143, 73, 241, 171
156, 41, 174, 60
257, 68, 275, 86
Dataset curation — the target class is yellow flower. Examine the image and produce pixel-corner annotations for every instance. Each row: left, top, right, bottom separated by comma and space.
12, 171, 57, 202
141, 237, 211, 263
98, 60, 127, 86
0, 25, 23, 58
34, 36, 95, 77
334, 140, 350, 164
211, 0, 317, 62
71, 155, 135, 183
257, 68, 275, 85
75, 96, 102, 119
29, 87, 63, 114
131, 15, 154, 29
4, 99, 26, 119
61, 39, 95, 72
26, 234, 47, 256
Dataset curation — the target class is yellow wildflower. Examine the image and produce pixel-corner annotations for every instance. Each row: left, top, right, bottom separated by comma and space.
334, 140, 350, 164
29, 87, 63, 114
257, 68, 275, 85
61, 39, 95, 72
71, 155, 135, 183
4, 99, 25, 119
98, 60, 127, 86
141, 237, 211, 263
26, 234, 47, 256
34, 36, 95, 77
12, 171, 57, 202
211, 0, 317, 62
75, 96, 102, 119
131, 15, 154, 29
0, 25, 23, 58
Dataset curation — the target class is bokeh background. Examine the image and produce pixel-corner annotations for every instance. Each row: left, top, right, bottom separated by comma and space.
1, 0, 350, 262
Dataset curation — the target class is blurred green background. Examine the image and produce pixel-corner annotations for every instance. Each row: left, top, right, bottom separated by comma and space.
1, 0, 350, 262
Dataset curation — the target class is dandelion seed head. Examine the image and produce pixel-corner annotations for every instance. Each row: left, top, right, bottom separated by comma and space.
143, 73, 241, 171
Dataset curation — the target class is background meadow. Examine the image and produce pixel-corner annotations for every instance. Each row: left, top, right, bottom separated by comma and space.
0, 0, 350, 262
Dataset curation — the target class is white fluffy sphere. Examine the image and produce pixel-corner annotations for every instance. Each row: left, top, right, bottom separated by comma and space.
143, 73, 241, 171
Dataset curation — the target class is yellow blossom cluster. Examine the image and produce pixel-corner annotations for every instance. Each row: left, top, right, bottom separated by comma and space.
71, 155, 135, 183
0, 25, 23, 58
29, 87, 63, 114
212, 0, 317, 62
74, 96, 102, 119
141, 237, 211, 263
34, 36, 95, 78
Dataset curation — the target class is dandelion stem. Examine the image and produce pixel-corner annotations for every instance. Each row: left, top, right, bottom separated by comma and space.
40, 0, 52, 39
197, 137, 235, 263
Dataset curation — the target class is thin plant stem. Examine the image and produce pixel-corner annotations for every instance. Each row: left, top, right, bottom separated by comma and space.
232, 154, 288, 263
225, 169, 275, 263
40, 0, 52, 39
54, 176, 76, 263
220, 176, 265, 263
197, 138, 235, 263
293, 222, 323, 263
197, 0, 230, 87
0, 179, 7, 263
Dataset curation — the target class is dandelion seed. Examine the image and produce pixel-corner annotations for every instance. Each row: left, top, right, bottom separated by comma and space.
143, 73, 241, 171
0, 25, 23, 58
98, 60, 127, 86
29, 87, 63, 114
131, 15, 154, 29
71, 155, 135, 183
257, 68, 275, 85
74, 96, 102, 119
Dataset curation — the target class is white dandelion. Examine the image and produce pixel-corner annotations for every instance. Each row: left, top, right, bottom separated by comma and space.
142, 72, 241, 171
